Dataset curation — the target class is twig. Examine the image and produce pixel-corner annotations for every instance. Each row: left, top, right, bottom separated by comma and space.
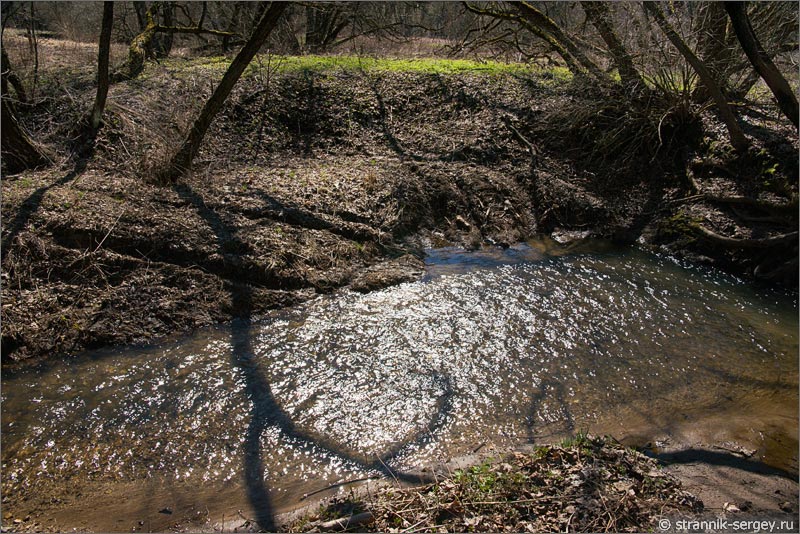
301, 476, 381, 501
502, 116, 537, 156
93, 210, 126, 253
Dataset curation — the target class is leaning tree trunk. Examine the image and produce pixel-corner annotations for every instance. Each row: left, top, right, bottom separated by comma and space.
463, 2, 596, 80
111, 4, 236, 83
644, 3, 749, 153
165, 2, 287, 181
724, 1, 799, 129
511, 1, 608, 82
89, 2, 114, 133
1, 93, 50, 173
111, 4, 158, 82
582, 1, 644, 88
1, 47, 28, 103
691, 2, 734, 102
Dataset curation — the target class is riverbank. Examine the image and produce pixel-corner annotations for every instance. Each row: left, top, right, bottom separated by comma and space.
282, 435, 704, 533
2, 53, 798, 368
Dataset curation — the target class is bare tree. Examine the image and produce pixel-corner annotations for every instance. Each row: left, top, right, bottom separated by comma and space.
89, 2, 114, 133
643, 2, 749, 152
165, 2, 288, 182
724, 1, 798, 129
112, 3, 237, 82
463, 1, 605, 80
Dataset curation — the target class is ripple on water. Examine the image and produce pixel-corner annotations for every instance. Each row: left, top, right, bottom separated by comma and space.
1, 242, 797, 507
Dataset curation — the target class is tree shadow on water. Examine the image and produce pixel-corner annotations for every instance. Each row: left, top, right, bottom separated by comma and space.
177, 183, 449, 531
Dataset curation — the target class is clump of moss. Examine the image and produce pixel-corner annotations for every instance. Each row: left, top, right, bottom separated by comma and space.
658, 211, 700, 242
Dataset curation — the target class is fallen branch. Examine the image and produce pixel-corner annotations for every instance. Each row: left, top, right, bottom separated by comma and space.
153, 25, 236, 38
502, 116, 537, 157
317, 512, 374, 532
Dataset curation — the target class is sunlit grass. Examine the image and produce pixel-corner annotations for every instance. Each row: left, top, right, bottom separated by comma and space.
165, 53, 573, 82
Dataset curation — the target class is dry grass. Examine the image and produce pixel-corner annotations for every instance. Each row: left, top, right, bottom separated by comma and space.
3, 29, 128, 92
288, 435, 702, 533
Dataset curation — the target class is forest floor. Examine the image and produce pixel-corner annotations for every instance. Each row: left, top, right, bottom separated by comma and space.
2, 52, 798, 369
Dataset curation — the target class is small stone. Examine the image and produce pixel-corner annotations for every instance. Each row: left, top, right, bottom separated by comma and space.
779, 501, 793, 513
723, 502, 740, 513
159, 507, 173, 515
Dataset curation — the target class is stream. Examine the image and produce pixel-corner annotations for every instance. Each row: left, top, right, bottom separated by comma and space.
2, 239, 797, 531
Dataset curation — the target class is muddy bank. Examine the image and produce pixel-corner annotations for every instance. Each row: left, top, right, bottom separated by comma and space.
2, 65, 798, 367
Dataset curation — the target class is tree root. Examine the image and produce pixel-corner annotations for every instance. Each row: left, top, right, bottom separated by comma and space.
685, 161, 797, 215
689, 222, 798, 249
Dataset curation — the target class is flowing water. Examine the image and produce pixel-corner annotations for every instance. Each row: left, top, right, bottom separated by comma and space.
2, 240, 797, 531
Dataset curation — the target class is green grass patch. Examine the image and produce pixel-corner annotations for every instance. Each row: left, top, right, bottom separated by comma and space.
165, 53, 573, 81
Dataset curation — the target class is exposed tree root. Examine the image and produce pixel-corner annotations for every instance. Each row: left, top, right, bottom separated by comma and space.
685, 161, 797, 215
689, 222, 798, 249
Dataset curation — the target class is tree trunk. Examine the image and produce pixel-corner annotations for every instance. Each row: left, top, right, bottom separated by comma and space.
134, 1, 148, 32
165, 2, 287, 181
111, 4, 157, 82
112, 3, 236, 84
90, 2, 114, 132
1, 99, 49, 173
1, 79, 49, 173
582, 1, 644, 88
153, 1, 175, 58
511, 1, 608, 82
644, 3, 749, 152
724, 1, 799, 129
27, 1, 39, 99
691, 2, 734, 102
462, 2, 592, 80
1, 47, 28, 103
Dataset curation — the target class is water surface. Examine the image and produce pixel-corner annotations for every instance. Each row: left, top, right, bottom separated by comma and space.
2, 240, 797, 530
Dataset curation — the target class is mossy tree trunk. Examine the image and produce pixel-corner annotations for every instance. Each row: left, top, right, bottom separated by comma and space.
111, 4, 158, 82
644, 3, 749, 153
165, 2, 287, 182
112, 3, 238, 83
724, 1, 798, 129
